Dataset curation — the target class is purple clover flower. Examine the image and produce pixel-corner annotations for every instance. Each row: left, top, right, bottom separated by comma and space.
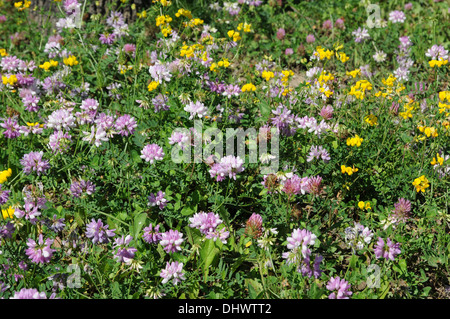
245, 213, 263, 239
0, 222, 14, 239
142, 223, 162, 244
25, 234, 56, 264
141, 144, 165, 164
14, 199, 42, 224
99, 33, 116, 45
148, 191, 167, 210
285, 228, 317, 259
1, 117, 21, 139
115, 114, 137, 137
184, 101, 208, 120
20, 151, 50, 176
352, 27, 370, 43
45, 215, 66, 233
85, 218, 116, 244
0, 184, 11, 205
181, 202, 228, 244
70, 179, 96, 198
152, 94, 170, 113
389, 10, 406, 23
10, 288, 55, 299
46, 108, 76, 131
113, 235, 137, 264
209, 155, 245, 182
48, 131, 72, 154
160, 261, 186, 285
160, 229, 184, 253
306, 145, 330, 163
374, 237, 401, 261
326, 276, 352, 299
298, 254, 323, 279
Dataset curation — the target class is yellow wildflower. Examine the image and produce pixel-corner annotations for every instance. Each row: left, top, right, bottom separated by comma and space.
63, 56, 79, 66
429, 58, 448, 68
431, 153, 444, 166
346, 135, 364, 147
0, 168, 12, 184
346, 69, 360, 78
364, 114, 378, 126
241, 83, 256, 92
341, 165, 358, 175
2, 206, 14, 219
261, 70, 275, 81
412, 175, 430, 193
147, 81, 159, 92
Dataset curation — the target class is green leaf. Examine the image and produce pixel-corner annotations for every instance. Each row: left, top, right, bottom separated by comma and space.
246, 279, 263, 299
133, 213, 147, 238
181, 205, 196, 216
199, 239, 219, 280
131, 150, 142, 164
349, 254, 359, 269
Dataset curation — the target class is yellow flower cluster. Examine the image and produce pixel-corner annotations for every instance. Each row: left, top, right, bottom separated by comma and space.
39, 59, 58, 71
375, 74, 405, 99
341, 165, 358, 175
398, 98, 416, 120
0, 49, 7, 57
180, 43, 204, 59
261, 70, 274, 81
313, 46, 334, 60
63, 55, 79, 66
429, 58, 448, 68
438, 91, 450, 116
0, 168, 12, 184
27, 122, 43, 128
137, 10, 147, 18
417, 125, 438, 138
210, 58, 230, 72
358, 201, 371, 210
155, 15, 173, 37
241, 83, 256, 92
227, 30, 241, 42
175, 8, 192, 19
14, 0, 31, 11
153, 0, 171, 6
431, 153, 444, 166
346, 135, 363, 147
346, 69, 360, 78
148, 81, 159, 92
348, 80, 372, 100
237, 22, 252, 33
412, 175, 430, 193
336, 52, 349, 63
318, 71, 334, 85
280, 70, 294, 86
364, 114, 378, 126
2, 206, 14, 220
2, 74, 18, 86
184, 18, 204, 28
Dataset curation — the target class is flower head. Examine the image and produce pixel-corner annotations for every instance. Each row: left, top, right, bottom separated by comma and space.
142, 223, 162, 244
20, 151, 50, 176
85, 218, 116, 244
25, 234, 56, 264
141, 144, 165, 164
160, 261, 186, 285
160, 229, 184, 253
374, 237, 401, 261
326, 276, 352, 299
412, 175, 429, 193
